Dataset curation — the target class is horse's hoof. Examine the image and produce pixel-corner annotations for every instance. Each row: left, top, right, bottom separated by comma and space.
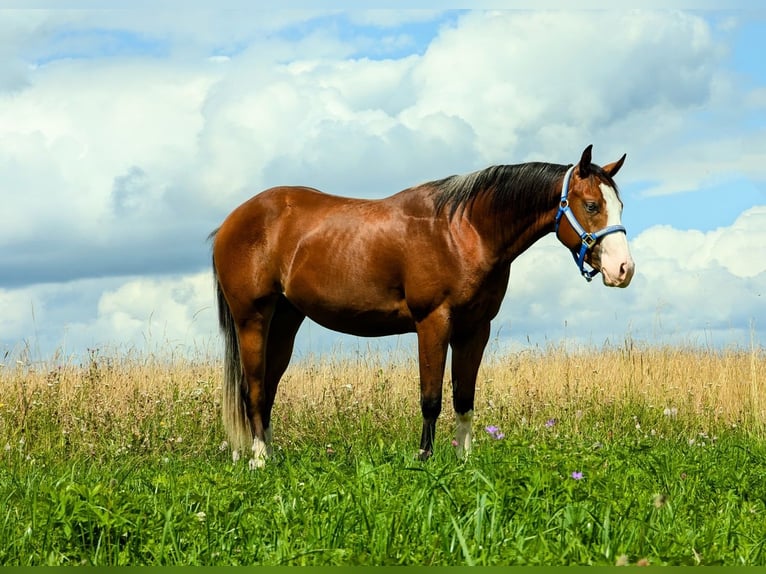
416, 448, 432, 461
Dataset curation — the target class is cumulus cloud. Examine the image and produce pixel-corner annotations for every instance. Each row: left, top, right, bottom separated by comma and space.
1, 274, 218, 361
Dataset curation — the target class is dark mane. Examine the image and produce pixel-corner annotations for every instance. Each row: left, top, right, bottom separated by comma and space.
430, 162, 570, 219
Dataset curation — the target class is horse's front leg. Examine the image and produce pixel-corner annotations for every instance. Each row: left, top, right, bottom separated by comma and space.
451, 322, 491, 459
415, 309, 451, 460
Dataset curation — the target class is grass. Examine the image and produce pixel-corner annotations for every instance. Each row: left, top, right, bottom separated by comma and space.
1, 342, 765, 565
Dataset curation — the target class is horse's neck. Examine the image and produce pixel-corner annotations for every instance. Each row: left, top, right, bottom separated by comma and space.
466, 189, 559, 264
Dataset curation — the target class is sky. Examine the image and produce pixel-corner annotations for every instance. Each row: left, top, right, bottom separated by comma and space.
1, 7, 765, 364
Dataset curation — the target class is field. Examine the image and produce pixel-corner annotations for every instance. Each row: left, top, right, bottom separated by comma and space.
1, 342, 765, 565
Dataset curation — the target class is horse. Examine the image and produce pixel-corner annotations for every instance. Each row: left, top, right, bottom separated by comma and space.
210, 144, 635, 467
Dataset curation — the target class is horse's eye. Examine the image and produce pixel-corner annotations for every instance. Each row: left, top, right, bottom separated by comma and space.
585, 202, 599, 214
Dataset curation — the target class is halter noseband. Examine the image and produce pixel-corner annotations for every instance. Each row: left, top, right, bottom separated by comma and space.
554, 165, 627, 282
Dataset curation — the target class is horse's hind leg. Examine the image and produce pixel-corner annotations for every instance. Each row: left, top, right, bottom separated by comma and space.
236, 297, 278, 468
261, 296, 305, 447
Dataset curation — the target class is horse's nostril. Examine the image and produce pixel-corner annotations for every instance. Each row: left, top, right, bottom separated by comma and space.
619, 260, 635, 283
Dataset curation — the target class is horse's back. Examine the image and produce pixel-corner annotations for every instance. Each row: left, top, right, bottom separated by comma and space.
213, 184, 444, 335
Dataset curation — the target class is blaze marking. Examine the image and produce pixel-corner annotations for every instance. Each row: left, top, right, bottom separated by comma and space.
599, 183, 633, 282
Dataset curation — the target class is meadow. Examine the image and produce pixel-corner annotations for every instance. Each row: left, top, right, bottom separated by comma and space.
0, 341, 765, 565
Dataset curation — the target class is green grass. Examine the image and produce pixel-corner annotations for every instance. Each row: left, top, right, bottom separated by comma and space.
2, 399, 765, 565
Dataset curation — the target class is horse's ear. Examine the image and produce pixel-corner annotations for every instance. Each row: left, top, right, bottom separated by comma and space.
603, 153, 627, 178
578, 144, 593, 178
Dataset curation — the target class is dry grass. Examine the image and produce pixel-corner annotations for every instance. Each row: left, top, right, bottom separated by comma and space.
1, 342, 764, 456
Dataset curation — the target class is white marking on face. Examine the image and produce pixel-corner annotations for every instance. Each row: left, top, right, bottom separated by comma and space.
455, 410, 474, 459
599, 183, 635, 287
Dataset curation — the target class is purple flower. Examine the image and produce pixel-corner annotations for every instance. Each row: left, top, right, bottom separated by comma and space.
485, 425, 498, 434
545, 418, 556, 428
571, 471, 583, 480
484, 425, 505, 440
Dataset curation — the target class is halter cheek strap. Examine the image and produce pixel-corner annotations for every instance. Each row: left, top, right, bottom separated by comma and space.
554, 165, 627, 282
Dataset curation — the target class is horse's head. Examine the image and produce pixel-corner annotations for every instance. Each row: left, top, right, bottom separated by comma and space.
555, 145, 635, 287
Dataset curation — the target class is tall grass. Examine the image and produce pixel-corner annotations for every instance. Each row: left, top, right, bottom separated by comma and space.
0, 342, 764, 565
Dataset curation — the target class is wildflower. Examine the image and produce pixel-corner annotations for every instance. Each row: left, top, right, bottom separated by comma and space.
484, 425, 505, 440
451, 439, 458, 447
653, 493, 668, 508
219, 440, 229, 452
195, 511, 206, 522
545, 418, 556, 428
615, 554, 629, 566
571, 471, 583, 480
663, 407, 678, 418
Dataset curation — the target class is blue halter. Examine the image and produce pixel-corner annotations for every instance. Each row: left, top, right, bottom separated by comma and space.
554, 165, 627, 282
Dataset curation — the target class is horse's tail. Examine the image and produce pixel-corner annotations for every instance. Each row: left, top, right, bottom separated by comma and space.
210, 230, 252, 454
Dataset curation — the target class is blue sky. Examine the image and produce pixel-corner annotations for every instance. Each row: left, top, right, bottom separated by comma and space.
1, 8, 765, 362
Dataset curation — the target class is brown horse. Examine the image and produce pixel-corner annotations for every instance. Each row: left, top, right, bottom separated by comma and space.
210, 145, 634, 466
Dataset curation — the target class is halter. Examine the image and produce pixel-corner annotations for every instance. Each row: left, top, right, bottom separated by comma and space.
554, 165, 627, 282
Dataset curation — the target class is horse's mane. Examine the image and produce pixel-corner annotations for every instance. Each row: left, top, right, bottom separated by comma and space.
430, 162, 569, 219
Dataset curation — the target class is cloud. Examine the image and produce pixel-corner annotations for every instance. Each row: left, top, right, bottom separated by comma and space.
1, 273, 218, 360
403, 11, 723, 162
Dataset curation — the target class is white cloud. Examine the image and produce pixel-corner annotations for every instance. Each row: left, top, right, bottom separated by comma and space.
0, 274, 218, 361
402, 11, 723, 163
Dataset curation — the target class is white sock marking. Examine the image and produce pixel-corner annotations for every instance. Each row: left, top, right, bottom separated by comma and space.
250, 435, 270, 469
455, 410, 474, 459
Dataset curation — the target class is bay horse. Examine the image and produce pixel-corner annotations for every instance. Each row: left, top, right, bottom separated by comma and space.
210, 145, 635, 467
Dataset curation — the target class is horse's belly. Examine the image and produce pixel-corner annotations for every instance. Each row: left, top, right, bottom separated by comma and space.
285, 281, 415, 337
305, 306, 415, 337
